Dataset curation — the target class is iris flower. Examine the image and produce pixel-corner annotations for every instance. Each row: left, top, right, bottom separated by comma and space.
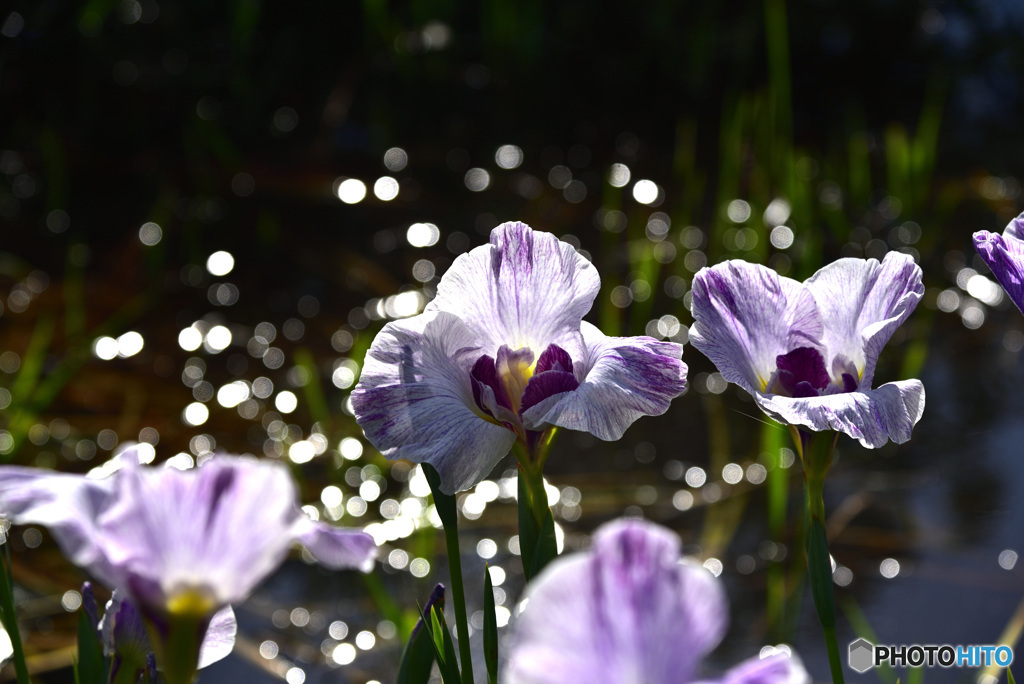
504, 519, 808, 684
353, 221, 688, 493
689, 253, 925, 447
0, 454, 376, 682
973, 212, 1024, 314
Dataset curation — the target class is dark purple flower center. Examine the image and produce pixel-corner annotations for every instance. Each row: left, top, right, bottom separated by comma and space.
469, 343, 579, 430
771, 347, 860, 398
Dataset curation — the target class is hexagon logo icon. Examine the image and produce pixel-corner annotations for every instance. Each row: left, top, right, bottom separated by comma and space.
849, 638, 875, 673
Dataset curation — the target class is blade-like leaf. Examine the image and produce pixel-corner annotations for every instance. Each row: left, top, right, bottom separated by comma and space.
483, 566, 498, 684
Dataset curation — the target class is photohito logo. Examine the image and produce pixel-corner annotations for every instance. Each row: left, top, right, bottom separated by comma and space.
848, 639, 1014, 672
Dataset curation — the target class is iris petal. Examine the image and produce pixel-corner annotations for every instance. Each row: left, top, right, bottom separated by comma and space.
974, 214, 1024, 315
755, 379, 925, 448
522, 322, 687, 440
426, 221, 598, 359
690, 260, 822, 394
803, 252, 923, 389
352, 310, 516, 493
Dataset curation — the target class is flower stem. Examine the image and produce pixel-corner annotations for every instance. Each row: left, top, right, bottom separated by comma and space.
423, 465, 474, 684
514, 435, 558, 581
0, 542, 31, 684
792, 428, 845, 684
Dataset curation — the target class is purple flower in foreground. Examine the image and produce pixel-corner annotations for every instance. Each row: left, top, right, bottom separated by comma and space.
973, 212, 1024, 314
0, 454, 376, 681
353, 221, 688, 493
504, 519, 808, 684
690, 253, 925, 447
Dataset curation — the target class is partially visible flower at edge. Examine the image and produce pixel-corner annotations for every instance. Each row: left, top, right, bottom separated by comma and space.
352, 221, 688, 493
503, 519, 808, 684
0, 452, 376, 682
973, 211, 1024, 314
689, 253, 925, 448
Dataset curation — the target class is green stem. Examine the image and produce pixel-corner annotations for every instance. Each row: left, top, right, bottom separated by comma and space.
792, 429, 845, 684
0, 544, 32, 684
423, 466, 474, 684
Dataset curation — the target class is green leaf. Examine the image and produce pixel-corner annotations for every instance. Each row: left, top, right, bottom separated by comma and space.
483, 566, 498, 684
1009, 668, 1016, 684
398, 586, 444, 684
422, 604, 461, 684
75, 609, 106, 684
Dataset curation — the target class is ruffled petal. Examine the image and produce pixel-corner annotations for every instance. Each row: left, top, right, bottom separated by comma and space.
804, 252, 923, 388
352, 310, 516, 493
0, 468, 118, 586
504, 520, 727, 684
974, 226, 1024, 315
694, 653, 809, 684
755, 379, 925, 448
291, 518, 377, 572
690, 261, 822, 395
521, 322, 687, 440
197, 605, 237, 669
425, 221, 599, 359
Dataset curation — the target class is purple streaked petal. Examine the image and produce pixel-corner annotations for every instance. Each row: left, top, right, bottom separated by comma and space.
521, 322, 686, 440
694, 653, 809, 684
0, 469, 118, 586
535, 343, 574, 374
197, 605, 237, 669
470, 355, 511, 414
755, 379, 925, 447
352, 311, 516, 493
803, 252, 923, 389
425, 221, 598, 359
690, 261, 822, 395
974, 225, 1024, 315
504, 519, 727, 684
99, 458, 299, 609
291, 518, 377, 573
519, 370, 579, 415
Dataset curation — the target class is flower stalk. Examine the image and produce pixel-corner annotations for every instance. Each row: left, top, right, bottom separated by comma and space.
424, 465, 474, 684
791, 427, 844, 684
514, 434, 558, 582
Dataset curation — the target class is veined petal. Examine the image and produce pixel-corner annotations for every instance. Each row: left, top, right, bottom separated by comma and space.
291, 518, 377, 573
755, 379, 925, 448
99, 458, 299, 609
694, 653, 809, 684
690, 261, 822, 395
352, 310, 515, 494
804, 252, 923, 388
504, 520, 727, 684
0, 468, 118, 586
974, 225, 1024, 315
521, 322, 687, 440
425, 221, 599, 358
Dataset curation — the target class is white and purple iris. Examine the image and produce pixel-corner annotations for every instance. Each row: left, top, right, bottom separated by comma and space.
503, 519, 808, 684
690, 253, 925, 447
973, 212, 1024, 315
0, 453, 376, 676
352, 221, 688, 493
